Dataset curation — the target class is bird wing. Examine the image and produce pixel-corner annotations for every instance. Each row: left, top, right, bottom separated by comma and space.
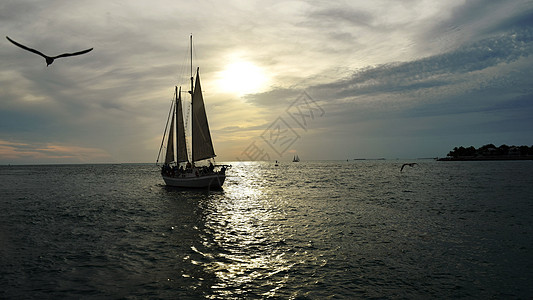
6, 36, 48, 58
53, 48, 93, 59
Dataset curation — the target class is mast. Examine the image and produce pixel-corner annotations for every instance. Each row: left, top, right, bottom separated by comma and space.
190, 34, 194, 97
190, 34, 194, 163
176, 86, 188, 163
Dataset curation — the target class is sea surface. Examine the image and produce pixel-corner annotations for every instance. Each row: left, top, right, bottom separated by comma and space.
1, 160, 532, 299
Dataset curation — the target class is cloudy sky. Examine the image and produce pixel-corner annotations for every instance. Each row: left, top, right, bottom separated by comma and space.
1, 0, 532, 164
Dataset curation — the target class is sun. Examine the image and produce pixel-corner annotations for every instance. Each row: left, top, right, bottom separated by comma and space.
217, 61, 268, 95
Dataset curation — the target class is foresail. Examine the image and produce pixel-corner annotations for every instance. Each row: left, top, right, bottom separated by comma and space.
192, 70, 216, 162
176, 88, 188, 163
164, 101, 176, 164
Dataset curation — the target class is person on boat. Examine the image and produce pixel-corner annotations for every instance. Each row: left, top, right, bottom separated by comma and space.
172, 165, 179, 176
162, 164, 170, 176
203, 166, 208, 174
209, 162, 214, 173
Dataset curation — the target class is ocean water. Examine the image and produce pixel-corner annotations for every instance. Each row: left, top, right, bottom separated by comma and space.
0, 160, 532, 299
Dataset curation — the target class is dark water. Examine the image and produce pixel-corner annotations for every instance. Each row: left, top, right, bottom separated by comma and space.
1, 161, 532, 299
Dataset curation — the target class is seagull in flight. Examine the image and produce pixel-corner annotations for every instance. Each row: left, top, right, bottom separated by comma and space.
401, 163, 418, 172
6, 36, 93, 66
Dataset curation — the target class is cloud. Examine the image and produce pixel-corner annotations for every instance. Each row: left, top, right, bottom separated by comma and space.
307, 6, 375, 30
236, 21, 533, 158
1, 0, 532, 161
313, 28, 533, 99
245, 25, 533, 112
419, 0, 533, 52
0, 139, 111, 164
243, 87, 302, 107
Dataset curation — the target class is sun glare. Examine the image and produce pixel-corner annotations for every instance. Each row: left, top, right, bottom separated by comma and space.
217, 61, 268, 95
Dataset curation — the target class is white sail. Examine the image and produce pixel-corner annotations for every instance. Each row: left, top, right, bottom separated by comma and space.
192, 69, 216, 162
164, 101, 175, 164
176, 87, 188, 163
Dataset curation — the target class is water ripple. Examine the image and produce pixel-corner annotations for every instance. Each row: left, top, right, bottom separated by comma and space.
1, 161, 532, 298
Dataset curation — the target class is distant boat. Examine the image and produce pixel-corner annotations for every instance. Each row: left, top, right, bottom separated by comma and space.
292, 155, 300, 162
156, 35, 229, 189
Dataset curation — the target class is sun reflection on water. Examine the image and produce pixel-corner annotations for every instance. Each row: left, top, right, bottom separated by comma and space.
198, 162, 293, 298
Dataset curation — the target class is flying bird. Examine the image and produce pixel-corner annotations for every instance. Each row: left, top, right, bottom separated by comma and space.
6, 36, 93, 66
400, 163, 418, 172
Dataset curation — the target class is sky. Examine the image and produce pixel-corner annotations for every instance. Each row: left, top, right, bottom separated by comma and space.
1, 0, 532, 164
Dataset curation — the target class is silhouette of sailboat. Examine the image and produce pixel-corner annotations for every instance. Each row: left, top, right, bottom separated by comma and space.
156, 35, 229, 188
292, 155, 300, 162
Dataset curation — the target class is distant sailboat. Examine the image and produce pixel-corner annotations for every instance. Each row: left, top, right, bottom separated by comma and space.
156, 35, 229, 188
293, 155, 300, 162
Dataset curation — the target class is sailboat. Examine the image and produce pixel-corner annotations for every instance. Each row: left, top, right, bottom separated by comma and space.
293, 155, 300, 162
156, 35, 228, 189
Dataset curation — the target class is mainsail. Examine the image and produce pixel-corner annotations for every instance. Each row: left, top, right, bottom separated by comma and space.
176, 87, 188, 163
192, 69, 216, 162
164, 101, 175, 164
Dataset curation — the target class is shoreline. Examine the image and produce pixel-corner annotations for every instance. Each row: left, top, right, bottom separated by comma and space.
438, 156, 533, 161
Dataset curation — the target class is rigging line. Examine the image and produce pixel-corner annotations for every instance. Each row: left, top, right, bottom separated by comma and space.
184, 99, 192, 160
184, 91, 191, 132
156, 90, 177, 164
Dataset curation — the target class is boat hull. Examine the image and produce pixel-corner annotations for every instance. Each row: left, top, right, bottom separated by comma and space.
162, 173, 226, 189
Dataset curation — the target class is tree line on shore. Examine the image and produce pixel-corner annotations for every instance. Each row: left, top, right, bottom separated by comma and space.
445, 144, 533, 158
